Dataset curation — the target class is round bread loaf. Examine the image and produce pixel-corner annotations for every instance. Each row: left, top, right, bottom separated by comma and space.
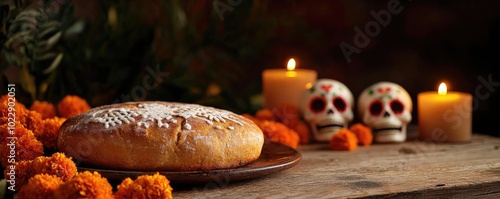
57, 101, 264, 171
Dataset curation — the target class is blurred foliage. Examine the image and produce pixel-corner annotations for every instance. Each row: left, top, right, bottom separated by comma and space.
0, 0, 337, 114
0, 0, 303, 113
0, 0, 362, 114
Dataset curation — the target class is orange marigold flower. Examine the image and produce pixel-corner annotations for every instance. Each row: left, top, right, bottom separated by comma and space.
0, 122, 44, 168
263, 105, 312, 145
258, 120, 300, 149
57, 95, 91, 118
243, 113, 300, 148
23, 110, 44, 133
30, 100, 57, 119
115, 172, 173, 199
255, 109, 274, 121
17, 174, 63, 199
329, 128, 358, 151
37, 117, 67, 150
293, 121, 311, 145
0, 95, 27, 110
272, 104, 300, 127
54, 171, 114, 199
349, 123, 373, 146
0, 97, 43, 133
4, 152, 77, 190
30, 152, 77, 182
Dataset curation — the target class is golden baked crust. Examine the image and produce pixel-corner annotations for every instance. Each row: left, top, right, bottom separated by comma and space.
57, 101, 264, 171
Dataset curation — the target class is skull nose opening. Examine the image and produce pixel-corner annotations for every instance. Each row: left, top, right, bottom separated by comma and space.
383, 111, 390, 118
327, 109, 334, 115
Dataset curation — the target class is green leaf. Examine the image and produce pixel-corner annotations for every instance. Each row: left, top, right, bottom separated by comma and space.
19, 64, 36, 100
64, 20, 85, 38
34, 52, 58, 61
42, 53, 63, 74
35, 32, 62, 52
0, 179, 6, 199
38, 81, 49, 99
38, 21, 60, 39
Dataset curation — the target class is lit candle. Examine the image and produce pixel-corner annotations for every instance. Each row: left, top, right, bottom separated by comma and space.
418, 83, 472, 142
262, 58, 317, 110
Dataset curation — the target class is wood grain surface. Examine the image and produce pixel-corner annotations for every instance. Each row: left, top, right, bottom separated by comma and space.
172, 132, 500, 198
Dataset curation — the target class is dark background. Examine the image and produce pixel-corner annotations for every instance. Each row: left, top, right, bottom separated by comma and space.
1, 0, 499, 136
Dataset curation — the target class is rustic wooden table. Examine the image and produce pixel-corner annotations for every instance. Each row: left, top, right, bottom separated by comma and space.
173, 131, 500, 198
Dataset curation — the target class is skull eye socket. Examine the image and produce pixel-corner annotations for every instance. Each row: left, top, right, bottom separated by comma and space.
309, 97, 326, 113
333, 97, 347, 112
390, 100, 404, 114
369, 100, 383, 116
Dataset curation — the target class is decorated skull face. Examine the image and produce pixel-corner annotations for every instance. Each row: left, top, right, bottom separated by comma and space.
357, 81, 412, 143
299, 79, 354, 142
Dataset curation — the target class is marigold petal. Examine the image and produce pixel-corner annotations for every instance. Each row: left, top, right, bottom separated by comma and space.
329, 128, 358, 151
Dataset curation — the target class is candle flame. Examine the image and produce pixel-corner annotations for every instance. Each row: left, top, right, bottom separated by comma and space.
287, 58, 296, 71
438, 82, 447, 95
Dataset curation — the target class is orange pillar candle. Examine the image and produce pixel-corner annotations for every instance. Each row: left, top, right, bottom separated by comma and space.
418, 83, 472, 142
262, 58, 317, 110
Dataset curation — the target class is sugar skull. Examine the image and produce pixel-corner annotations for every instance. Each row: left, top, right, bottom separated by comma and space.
357, 81, 412, 143
299, 79, 354, 142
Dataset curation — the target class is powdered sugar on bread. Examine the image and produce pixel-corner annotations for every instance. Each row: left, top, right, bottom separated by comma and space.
85, 102, 244, 130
